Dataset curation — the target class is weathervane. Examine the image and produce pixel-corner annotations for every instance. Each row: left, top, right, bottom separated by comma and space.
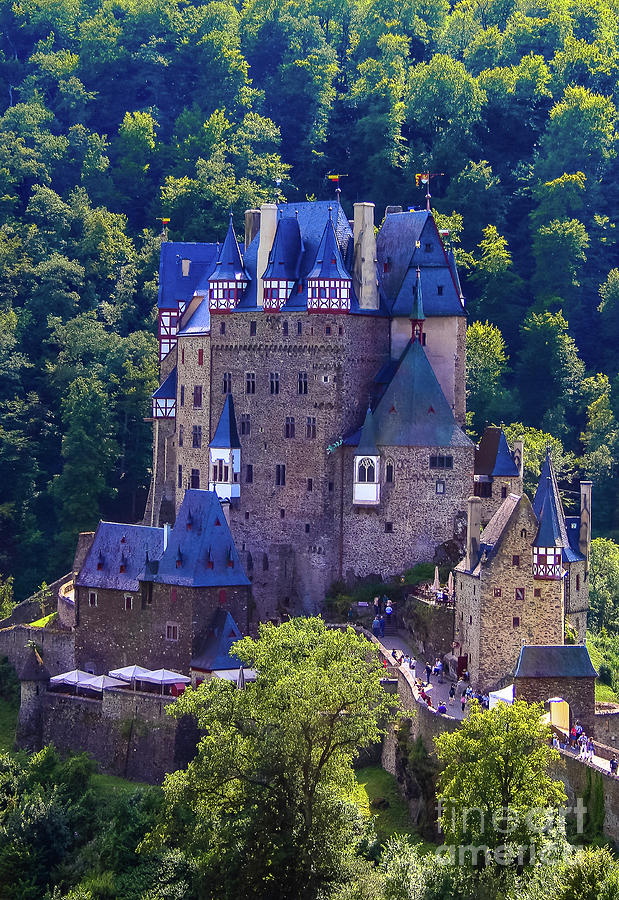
327, 173, 348, 202
157, 217, 170, 241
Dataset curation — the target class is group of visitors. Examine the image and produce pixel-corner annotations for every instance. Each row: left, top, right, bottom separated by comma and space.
371, 595, 395, 639
552, 724, 619, 776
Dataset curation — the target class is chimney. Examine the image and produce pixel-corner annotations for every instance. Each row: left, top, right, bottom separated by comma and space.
465, 497, 482, 572
353, 202, 379, 310
221, 499, 231, 525
244, 209, 260, 250
256, 203, 277, 308
513, 437, 524, 481
579, 481, 592, 575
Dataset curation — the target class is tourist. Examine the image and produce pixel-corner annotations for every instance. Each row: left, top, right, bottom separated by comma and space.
425, 662, 432, 684
372, 615, 381, 638
578, 732, 587, 759
436, 659, 444, 683
373, 596, 380, 616
448, 684, 456, 705
379, 615, 385, 638
385, 602, 393, 626
570, 725, 578, 749
426, 696, 433, 709
552, 734, 559, 749
610, 756, 618, 776
460, 694, 467, 713
587, 736, 595, 762
437, 703, 447, 714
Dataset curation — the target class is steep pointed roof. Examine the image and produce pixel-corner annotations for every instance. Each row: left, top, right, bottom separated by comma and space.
356, 406, 379, 456
152, 366, 176, 401
532, 449, 583, 561
210, 216, 249, 282
474, 426, 520, 477
447, 247, 463, 300
410, 268, 425, 322
533, 480, 564, 547
262, 215, 303, 281
307, 213, 351, 280
191, 609, 244, 671
210, 395, 241, 449
368, 339, 472, 448
152, 490, 249, 587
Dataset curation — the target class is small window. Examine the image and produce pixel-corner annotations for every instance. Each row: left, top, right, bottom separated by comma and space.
386, 462, 394, 483
297, 321, 302, 335
241, 414, 251, 436
306, 416, 316, 439
437, 285, 444, 296
283, 321, 288, 336
246, 372, 256, 394
298, 372, 308, 395
576, 574, 580, 591
436, 480, 445, 495
178, 464, 182, 488
512, 555, 520, 567
338, 325, 343, 335
178, 425, 184, 447
285, 416, 295, 438
275, 464, 286, 486
89, 591, 97, 607
323, 375, 329, 384
124, 596, 133, 611
515, 588, 525, 602
181, 258, 190, 277
263, 553, 269, 571
385, 522, 393, 533
245, 511, 250, 520
305, 523, 310, 533
223, 372, 232, 394
198, 348, 204, 366
325, 326, 331, 335
429, 454, 453, 469
181, 347, 185, 364
493, 588, 501, 597
280, 508, 285, 518
534, 588, 541, 597
501, 486, 508, 499
220, 321, 226, 335
192, 425, 202, 449
328, 481, 334, 492
307, 477, 313, 492
469, 615, 473, 625
513, 616, 520, 628
250, 320, 257, 336
166, 623, 179, 641
520, 528, 527, 538
180, 385, 185, 407
270, 372, 280, 395
424, 243, 432, 253
191, 468, 200, 489
193, 385, 202, 408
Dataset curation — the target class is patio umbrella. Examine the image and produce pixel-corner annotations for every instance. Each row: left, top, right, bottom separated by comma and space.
139, 669, 190, 695
432, 566, 440, 592
448, 571, 454, 597
108, 665, 152, 682
49, 670, 94, 694
82, 674, 128, 692
237, 664, 245, 691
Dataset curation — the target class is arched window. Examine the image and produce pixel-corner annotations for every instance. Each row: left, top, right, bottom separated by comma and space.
357, 458, 375, 483
520, 528, 527, 538
386, 461, 394, 483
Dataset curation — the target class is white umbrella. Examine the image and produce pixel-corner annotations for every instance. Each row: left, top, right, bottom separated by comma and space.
448, 571, 454, 597
237, 664, 245, 690
432, 566, 440, 592
108, 665, 152, 682
140, 669, 190, 694
82, 674, 128, 692
49, 670, 94, 694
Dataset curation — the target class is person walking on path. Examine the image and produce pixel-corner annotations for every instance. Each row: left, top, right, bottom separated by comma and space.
460, 693, 467, 714
587, 736, 595, 762
425, 662, 432, 684
379, 615, 385, 638
373, 596, 380, 617
372, 615, 381, 638
449, 683, 456, 705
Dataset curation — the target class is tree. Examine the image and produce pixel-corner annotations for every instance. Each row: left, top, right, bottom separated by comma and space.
465, 320, 511, 433
435, 700, 566, 865
502, 423, 575, 498
598, 268, 619, 368
589, 538, 619, 632
146, 618, 395, 900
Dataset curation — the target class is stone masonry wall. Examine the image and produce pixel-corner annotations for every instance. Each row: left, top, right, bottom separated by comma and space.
477, 476, 523, 526
0, 625, 75, 676
565, 558, 588, 643
515, 676, 596, 736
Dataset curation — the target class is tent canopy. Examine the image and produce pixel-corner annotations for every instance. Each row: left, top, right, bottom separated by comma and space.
139, 669, 190, 685
83, 674, 128, 691
212, 668, 257, 682
108, 665, 152, 681
50, 670, 94, 687
489, 683, 514, 709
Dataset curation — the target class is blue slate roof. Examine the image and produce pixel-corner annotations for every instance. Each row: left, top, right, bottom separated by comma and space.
262, 214, 303, 281
210, 395, 241, 449
532, 450, 583, 562
307, 214, 351, 281
492, 430, 520, 476
152, 367, 176, 400
533, 478, 564, 548
515, 644, 597, 679
76, 523, 165, 591
356, 406, 379, 456
410, 268, 424, 321
210, 216, 249, 282
178, 300, 211, 335
377, 210, 465, 317
474, 427, 519, 477
158, 242, 219, 309
360, 339, 472, 449
191, 609, 244, 671
151, 490, 249, 587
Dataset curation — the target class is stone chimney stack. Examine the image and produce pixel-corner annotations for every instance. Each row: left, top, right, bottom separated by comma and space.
579, 481, 592, 575
513, 438, 524, 481
244, 209, 260, 250
465, 497, 482, 572
353, 202, 379, 310
256, 203, 277, 308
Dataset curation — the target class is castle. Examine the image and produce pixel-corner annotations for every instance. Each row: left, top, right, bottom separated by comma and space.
144, 201, 473, 618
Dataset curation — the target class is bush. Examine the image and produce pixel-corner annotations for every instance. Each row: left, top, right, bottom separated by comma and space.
0, 657, 19, 704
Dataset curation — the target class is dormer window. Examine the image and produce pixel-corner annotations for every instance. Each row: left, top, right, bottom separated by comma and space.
533, 546, 562, 580
263, 280, 294, 312
357, 458, 375, 483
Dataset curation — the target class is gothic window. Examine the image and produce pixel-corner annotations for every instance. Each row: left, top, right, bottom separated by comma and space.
166, 623, 179, 641
275, 464, 286, 486
178, 464, 182, 488
357, 458, 376, 483
270, 372, 280, 394
285, 417, 295, 438
223, 372, 232, 394
198, 349, 204, 366
246, 372, 256, 394
298, 372, 308, 394
193, 385, 202, 408
191, 468, 200, 489
192, 425, 202, 449
241, 414, 250, 436
429, 454, 453, 469
178, 425, 184, 447
246, 464, 253, 483
306, 416, 316, 439
386, 461, 394, 483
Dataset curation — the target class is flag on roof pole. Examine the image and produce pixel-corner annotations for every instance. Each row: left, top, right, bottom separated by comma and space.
162, 217, 170, 224
327, 175, 339, 182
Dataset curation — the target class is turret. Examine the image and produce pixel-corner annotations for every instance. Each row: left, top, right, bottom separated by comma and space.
208, 215, 249, 312
410, 267, 424, 343
261, 213, 302, 312
209, 395, 241, 500
353, 407, 380, 505
307, 209, 352, 313
532, 478, 563, 580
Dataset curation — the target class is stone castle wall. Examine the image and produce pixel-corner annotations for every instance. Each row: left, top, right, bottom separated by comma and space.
0, 625, 75, 676
515, 676, 596, 737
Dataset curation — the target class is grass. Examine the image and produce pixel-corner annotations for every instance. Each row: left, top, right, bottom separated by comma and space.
353, 765, 422, 844
92, 771, 156, 799
0, 697, 18, 753
587, 639, 619, 703
29, 611, 58, 628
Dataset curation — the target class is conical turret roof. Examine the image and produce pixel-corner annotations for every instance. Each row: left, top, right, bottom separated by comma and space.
356, 406, 379, 456
410, 268, 425, 322
262, 215, 302, 281
211, 215, 249, 282
307, 213, 350, 280
210, 395, 241, 449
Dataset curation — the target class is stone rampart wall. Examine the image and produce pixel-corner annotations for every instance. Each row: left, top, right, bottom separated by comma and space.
0, 625, 74, 676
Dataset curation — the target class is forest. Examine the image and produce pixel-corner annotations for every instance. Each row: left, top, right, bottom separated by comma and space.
0, 0, 617, 601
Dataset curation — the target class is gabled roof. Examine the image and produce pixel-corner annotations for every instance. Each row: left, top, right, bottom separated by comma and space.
356, 406, 379, 456
474, 427, 520, 478
455, 493, 522, 574
532, 450, 583, 562
210, 395, 241, 449
307, 213, 351, 281
158, 242, 219, 309
152, 366, 176, 401
262, 214, 303, 281
178, 300, 211, 336
76, 523, 165, 591
515, 645, 597, 679
363, 339, 472, 449
191, 609, 244, 671
151, 490, 249, 588
210, 216, 249, 282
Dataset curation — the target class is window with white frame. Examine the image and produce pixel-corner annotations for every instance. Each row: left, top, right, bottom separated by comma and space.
356, 458, 376, 483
